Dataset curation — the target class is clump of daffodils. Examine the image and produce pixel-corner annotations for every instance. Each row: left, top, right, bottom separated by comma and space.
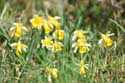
10, 14, 64, 56
98, 32, 114, 48
72, 30, 91, 54
10, 40, 27, 56
30, 15, 62, 35
35, 15, 65, 52
45, 67, 58, 80
79, 60, 88, 75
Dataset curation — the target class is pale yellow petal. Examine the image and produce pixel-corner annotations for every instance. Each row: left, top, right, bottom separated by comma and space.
10, 43, 17, 47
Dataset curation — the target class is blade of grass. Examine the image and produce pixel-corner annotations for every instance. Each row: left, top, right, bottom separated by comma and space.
110, 19, 125, 32
0, 2, 8, 21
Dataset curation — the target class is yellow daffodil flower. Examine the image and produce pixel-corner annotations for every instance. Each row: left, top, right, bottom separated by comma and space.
98, 32, 114, 48
43, 22, 52, 34
48, 15, 61, 29
45, 67, 58, 78
79, 66, 85, 75
79, 60, 88, 75
79, 46, 87, 54
10, 23, 28, 37
72, 39, 91, 54
53, 21, 61, 29
10, 40, 27, 56
53, 29, 64, 40
52, 41, 63, 52
72, 30, 86, 42
51, 68, 58, 78
72, 39, 84, 48
30, 15, 44, 29
41, 37, 53, 49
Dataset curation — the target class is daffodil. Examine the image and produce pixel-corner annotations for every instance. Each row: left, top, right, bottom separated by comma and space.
98, 32, 114, 48
52, 41, 63, 52
10, 40, 27, 56
10, 23, 28, 37
72, 39, 91, 54
30, 15, 44, 29
53, 29, 64, 40
72, 30, 86, 42
79, 66, 85, 75
45, 67, 58, 78
43, 22, 52, 34
79, 46, 87, 54
52, 21, 61, 29
48, 15, 61, 29
79, 60, 88, 75
41, 37, 53, 49
51, 68, 58, 78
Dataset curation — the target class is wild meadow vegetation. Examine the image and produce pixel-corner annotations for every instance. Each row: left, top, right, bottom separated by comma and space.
0, 0, 125, 83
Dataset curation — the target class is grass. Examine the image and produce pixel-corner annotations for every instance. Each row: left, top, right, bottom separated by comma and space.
0, 0, 125, 83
